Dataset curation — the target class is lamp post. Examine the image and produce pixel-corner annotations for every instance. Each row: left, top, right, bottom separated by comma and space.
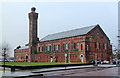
95, 54, 97, 66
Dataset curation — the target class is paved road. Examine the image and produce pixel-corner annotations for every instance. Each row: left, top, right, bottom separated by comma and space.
42, 67, 119, 76
1, 64, 119, 78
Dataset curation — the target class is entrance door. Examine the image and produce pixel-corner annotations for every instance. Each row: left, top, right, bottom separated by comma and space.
55, 56, 58, 62
25, 56, 28, 62
50, 56, 53, 62
80, 55, 84, 63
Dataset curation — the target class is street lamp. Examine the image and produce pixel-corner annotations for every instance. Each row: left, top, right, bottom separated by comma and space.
95, 54, 97, 66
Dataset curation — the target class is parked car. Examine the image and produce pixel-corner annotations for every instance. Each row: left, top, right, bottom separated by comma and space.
117, 60, 120, 64
112, 60, 116, 64
8, 60, 14, 62
90, 60, 96, 64
1, 60, 9, 62
112, 60, 117, 64
97, 60, 100, 64
97, 60, 104, 64
103, 60, 109, 64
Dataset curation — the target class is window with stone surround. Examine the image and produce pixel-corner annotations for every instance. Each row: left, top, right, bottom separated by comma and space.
54, 45, 56, 51
63, 44, 65, 50
46, 46, 47, 52
107, 43, 108, 49
103, 43, 104, 49
68, 43, 70, 50
58, 45, 60, 50
50, 46, 51, 51
74, 43, 76, 49
38, 47, 40, 52
95, 42, 97, 49
42, 47, 44, 52
99, 43, 101, 49
81, 44, 83, 51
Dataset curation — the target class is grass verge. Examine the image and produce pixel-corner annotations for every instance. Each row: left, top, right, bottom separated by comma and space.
0, 62, 83, 66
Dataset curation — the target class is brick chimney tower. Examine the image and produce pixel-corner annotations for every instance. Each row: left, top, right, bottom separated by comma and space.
28, 7, 38, 62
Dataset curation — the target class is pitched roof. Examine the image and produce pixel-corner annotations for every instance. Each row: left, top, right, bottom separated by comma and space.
40, 25, 97, 42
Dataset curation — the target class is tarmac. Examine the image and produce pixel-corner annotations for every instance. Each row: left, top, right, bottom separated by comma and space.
1, 64, 117, 78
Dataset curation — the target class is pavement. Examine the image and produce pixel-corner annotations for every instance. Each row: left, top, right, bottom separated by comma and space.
0, 64, 118, 78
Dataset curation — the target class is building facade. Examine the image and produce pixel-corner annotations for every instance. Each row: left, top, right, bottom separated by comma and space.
14, 7, 112, 63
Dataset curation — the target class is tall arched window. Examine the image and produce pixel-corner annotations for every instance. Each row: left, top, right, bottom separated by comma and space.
38, 47, 40, 52
68, 43, 70, 50
58, 45, 60, 50
81, 44, 83, 51
50, 46, 51, 51
74, 43, 76, 49
99, 43, 101, 49
95, 42, 97, 49
63, 44, 65, 50
54, 45, 56, 51
103, 43, 104, 49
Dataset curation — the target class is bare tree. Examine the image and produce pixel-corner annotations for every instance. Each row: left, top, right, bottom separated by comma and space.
0, 42, 11, 61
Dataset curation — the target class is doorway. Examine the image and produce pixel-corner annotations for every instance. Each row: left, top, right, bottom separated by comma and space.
25, 56, 28, 62
80, 54, 84, 63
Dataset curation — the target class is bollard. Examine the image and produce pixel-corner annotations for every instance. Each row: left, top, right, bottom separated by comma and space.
11, 65, 15, 72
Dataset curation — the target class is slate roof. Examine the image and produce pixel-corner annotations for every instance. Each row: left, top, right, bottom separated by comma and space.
18, 46, 29, 50
40, 25, 97, 42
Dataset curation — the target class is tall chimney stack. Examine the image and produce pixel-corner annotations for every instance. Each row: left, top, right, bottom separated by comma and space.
28, 7, 38, 62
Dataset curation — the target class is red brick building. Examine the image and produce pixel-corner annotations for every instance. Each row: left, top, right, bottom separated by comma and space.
14, 7, 112, 63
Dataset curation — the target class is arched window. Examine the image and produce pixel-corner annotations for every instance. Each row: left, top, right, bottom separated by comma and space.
107, 43, 108, 49
74, 43, 76, 49
38, 47, 40, 52
63, 44, 65, 50
54, 45, 56, 51
46, 46, 47, 52
103, 43, 104, 49
50, 46, 51, 51
58, 45, 60, 50
81, 44, 83, 51
42, 46, 44, 52
95, 42, 97, 49
99, 43, 101, 49
68, 43, 70, 50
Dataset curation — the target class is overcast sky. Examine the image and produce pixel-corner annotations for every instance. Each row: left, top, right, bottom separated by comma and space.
1, 2, 118, 57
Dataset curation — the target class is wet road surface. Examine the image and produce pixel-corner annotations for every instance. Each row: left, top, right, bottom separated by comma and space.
41, 67, 119, 76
